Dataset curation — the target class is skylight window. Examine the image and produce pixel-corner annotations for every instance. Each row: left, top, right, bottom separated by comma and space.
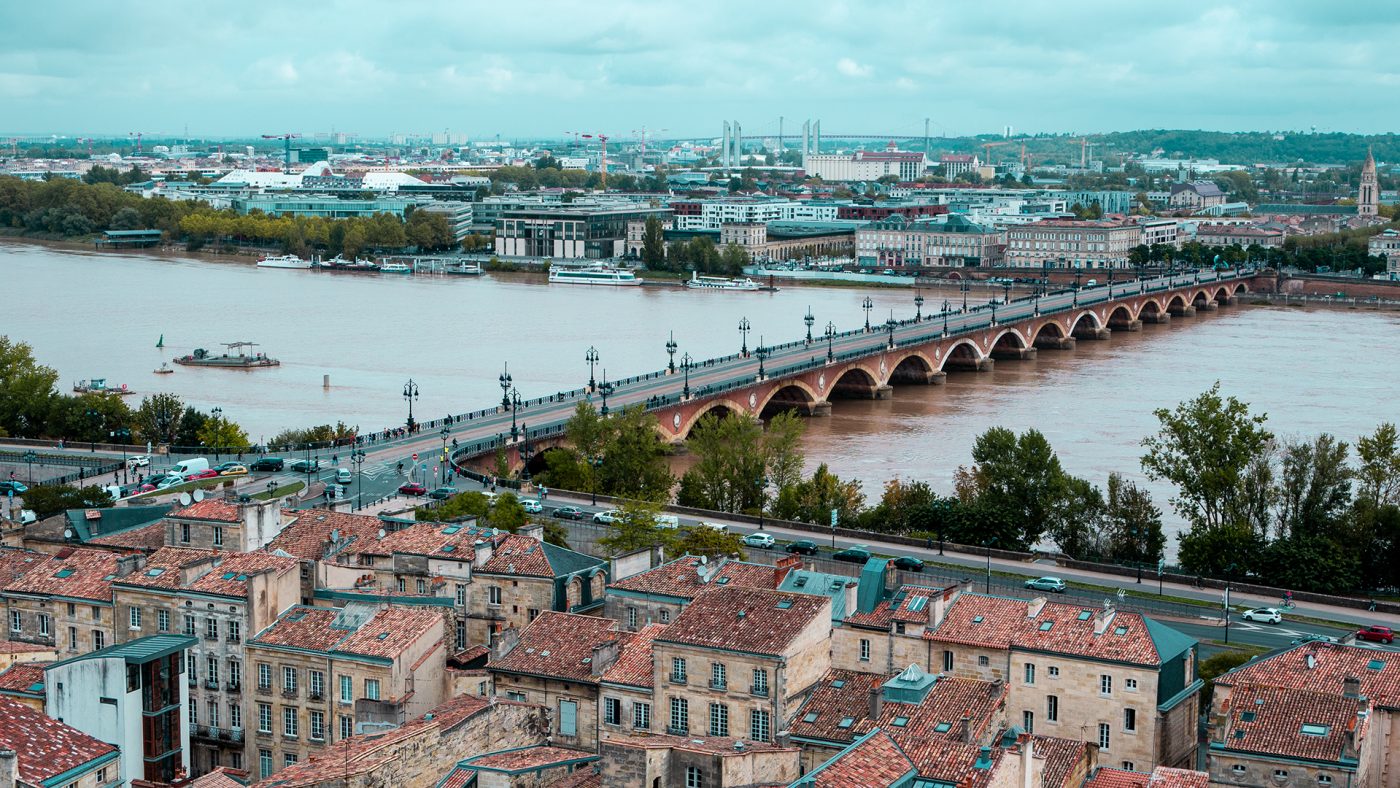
716, 577, 730, 585
908, 597, 928, 612
1367, 659, 1386, 670
837, 717, 854, 729
1300, 724, 1330, 737
54, 568, 74, 578
145, 568, 165, 576
1114, 626, 1128, 635
831, 680, 845, 689
803, 712, 819, 723
972, 615, 984, 624
794, 577, 808, 588
1077, 611, 1092, 621
892, 716, 909, 727
1241, 711, 1256, 722
934, 722, 952, 733
776, 600, 793, 609
1038, 621, 1054, 631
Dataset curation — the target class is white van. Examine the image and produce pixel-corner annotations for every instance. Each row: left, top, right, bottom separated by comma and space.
653, 514, 680, 530
170, 457, 210, 476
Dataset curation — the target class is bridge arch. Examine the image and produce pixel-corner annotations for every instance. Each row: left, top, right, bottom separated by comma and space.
1068, 310, 1102, 336
524, 445, 567, 478
1106, 304, 1135, 329
758, 381, 820, 418
829, 363, 884, 399
1232, 280, 1249, 294
888, 351, 938, 385
1213, 286, 1231, 303
1136, 298, 1164, 320
1166, 293, 1189, 315
1192, 289, 1212, 307
1031, 320, 1066, 343
940, 338, 987, 372
675, 399, 745, 440
990, 327, 1029, 352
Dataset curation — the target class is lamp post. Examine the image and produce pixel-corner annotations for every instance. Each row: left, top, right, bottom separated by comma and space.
519, 423, 533, 482
110, 428, 130, 484
738, 317, 751, 356
210, 407, 223, 460
589, 454, 603, 505
989, 300, 997, 326
804, 307, 815, 345
350, 450, 366, 510
665, 332, 677, 374
985, 538, 995, 593
266, 480, 277, 502
439, 427, 451, 485
914, 293, 924, 321
960, 279, 969, 311
824, 321, 836, 363
585, 346, 599, 391
755, 340, 767, 379
509, 389, 521, 441
862, 296, 873, 331
402, 379, 419, 432
21, 451, 36, 485
756, 476, 769, 529
85, 408, 102, 452
599, 373, 614, 415
885, 314, 897, 349
1073, 270, 1081, 307
1002, 281, 1011, 305
681, 353, 694, 399
498, 364, 513, 411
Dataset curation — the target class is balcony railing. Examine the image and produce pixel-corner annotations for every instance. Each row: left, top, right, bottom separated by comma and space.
204, 679, 220, 690
669, 674, 687, 685
710, 680, 727, 691
229, 728, 244, 742
667, 726, 689, 736
255, 683, 271, 695
750, 686, 769, 697
281, 688, 299, 699
226, 681, 242, 693
309, 690, 323, 701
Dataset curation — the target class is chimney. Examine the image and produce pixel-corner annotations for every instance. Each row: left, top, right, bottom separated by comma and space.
868, 684, 883, 720
491, 626, 520, 661
958, 713, 972, 743
774, 731, 792, 748
1342, 676, 1360, 699
774, 555, 802, 587
590, 639, 622, 677
472, 539, 494, 569
1093, 606, 1117, 635
1026, 597, 1047, 618
0, 749, 15, 788
114, 553, 146, 578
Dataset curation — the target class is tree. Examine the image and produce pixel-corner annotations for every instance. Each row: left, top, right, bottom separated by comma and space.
197, 413, 250, 452
45, 393, 132, 443
969, 427, 1069, 548
595, 406, 674, 502
174, 407, 207, 447
133, 393, 184, 445
21, 484, 113, 519
680, 413, 767, 513
1177, 522, 1264, 579
487, 492, 528, 533
762, 411, 806, 494
1103, 473, 1167, 566
641, 215, 667, 268
1141, 382, 1273, 533
1045, 476, 1107, 558
1275, 434, 1352, 540
109, 206, 143, 230
1199, 651, 1253, 708
1356, 423, 1400, 508
0, 336, 58, 437
719, 243, 750, 276
770, 463, 865, 525
673, 527, 747, 560
418, 490, 489, 522
597, 500, 671, 556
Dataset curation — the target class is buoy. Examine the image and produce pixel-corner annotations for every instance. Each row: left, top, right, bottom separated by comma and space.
323, 374, 330, 389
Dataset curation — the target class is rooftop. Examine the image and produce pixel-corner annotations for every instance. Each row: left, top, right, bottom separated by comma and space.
62, 504, 172, 543
266, 509, 386, 561
599, 622, 666, 688
114, 547, 297, 596
790, 666, 1004, 746
0, 661, 49, 698
843, 584, 945, 630
250, 604, 441, 661
1218, 642, 1400, 710
792, 729, 914, 788
168, 499, 244, 523
2, 547, 123, 602
491, 611, 625, 684
1216, 683, 1367, 764
49, 634, 197, 668
0, 695, 118, 786
608, 555, 779, 600
657, 586, 830, 657
459, 745, 597, 774
477, 533, 604, 579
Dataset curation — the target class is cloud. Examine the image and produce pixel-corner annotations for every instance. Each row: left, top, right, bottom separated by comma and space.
835, 57, 872, 78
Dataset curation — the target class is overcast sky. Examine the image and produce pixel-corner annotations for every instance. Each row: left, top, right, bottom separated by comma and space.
3, 1, 1398, 140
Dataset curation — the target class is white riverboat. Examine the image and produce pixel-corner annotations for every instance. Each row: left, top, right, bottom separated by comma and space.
684, 271, 763, 291
380, 262, 413, 274
256, 254, 313, 270
548, 263, 641, 286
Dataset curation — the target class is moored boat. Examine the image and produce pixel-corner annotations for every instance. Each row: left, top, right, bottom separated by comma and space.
257, 254, 313, 270
548, 262, 641, 286
174, 342, 279, 369
380, 262, 413, 274
74, 378, 136, 395
685, 270, 763, 291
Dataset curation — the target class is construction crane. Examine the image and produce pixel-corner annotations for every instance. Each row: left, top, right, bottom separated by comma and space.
981, 140, 1013, 164
128, 132, 143, 156
580, 133, 610, 189
1074, 137, 1099, 168
631, 127, 668, 160
261, 133, 302, 174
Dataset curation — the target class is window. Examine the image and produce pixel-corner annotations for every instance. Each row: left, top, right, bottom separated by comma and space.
416, 579, 426, 594
603, 697, 621, 725
659, 609, 670, 623
184, 615, 196, 636
709, 703, 729, 737
284, 754, 297, 768
1047, 695, 1059, 722
258, 663, 272, 689
340, 715, 353, 740
310, 670, 324, 698
364, 678, 380, 700
208, 699, 219, 727
397, 577, 406, 593
38, 614, 49, 637
206, 617, 218, 640
750, 709, 770, 742
310, 710, 324, 741
228, 620, 240, 642
283, 667, 298, 693
752, 668, 768, 696
1318, 775, 1333, 786
230, 703, 241, 730
1231, 765, 1247, 777
455, 620, 466, 651
213, 526, 223, 546
257, 703, 271, 733
528, 608, 539, 621
488, 586, 502, 605
229, 660, 241, 689
1098, 723, 1110, 750
181, 523, 191, 543
258, 749, 272, 779
671, 657, 687, 683
711, 662, 726, 690
943, 650, 954, 671
455, 583, 467, 606
129, 606, 141, 629
670, 697, 689, 734
1048, 665, 1059, 678
339, 675, 352, 703
977, 655, 989, 667
685, 766, 704, 788
92, 629, 104, 649
634, 701, 651, 729
859, 638, 871, 661
627, 607, 637, 629
230, 753, 243, 770
96, 768, 106, 785
158, 610, 169, 632
207, 656, 219, 684
1122, 762, 1135, 771
283, 706, 298, 738
1023, 710, 1034, 734
68, 627, 76, 650
1125, 677, 1138, 691
1024, 663, 1035, 685
1100, 674, 1113, 695
1124, 708, 1136, 732
1273, 770, 1289, 782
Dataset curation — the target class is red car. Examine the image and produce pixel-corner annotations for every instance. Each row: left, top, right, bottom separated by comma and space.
1355, 625, 1394, 644
187, 469, 220, 480
398, 482, 428, 496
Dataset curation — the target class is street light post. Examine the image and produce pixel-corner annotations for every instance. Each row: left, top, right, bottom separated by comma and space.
585, 346, 599, 391
985, 539, 994, 593
824, 321, 836, 363
498, 364, 513, 411
210, 407, 223, 461
738, 317, 751, 357
862, 297, 873, 331
509, 389, 521, 441
439, 427, 451, 486
599, 373, 614, 415
961, 279, 969, 311
990, 300, 997, 326
885, 313, 897, 349
755, 340, 767, 379
402, 379, 419, 432
681, 353, 694, 399
665, 332, 677, 374
1002, 281, 1011, 305
803, 307, 814, 345
914, 293, 924, 321
350, 450, 366, 510
22, 451, 36, 486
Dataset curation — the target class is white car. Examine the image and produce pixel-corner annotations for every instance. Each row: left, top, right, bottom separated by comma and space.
1240, 607, 1283, 624
156, 475, 186, 489
742, 532, 775, 549
522, 499, 543, 513
592, 510, 619, 524
127, 455, 151, 468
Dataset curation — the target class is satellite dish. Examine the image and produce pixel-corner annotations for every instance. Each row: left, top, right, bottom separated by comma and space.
377, 528, 386, 539
63, 529, 74, 540
178, 492, 193, 506
698, 555, 708, 565
193, 489, 206, 502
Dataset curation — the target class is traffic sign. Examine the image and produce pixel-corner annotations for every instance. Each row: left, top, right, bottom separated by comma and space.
412, 453, 418, 461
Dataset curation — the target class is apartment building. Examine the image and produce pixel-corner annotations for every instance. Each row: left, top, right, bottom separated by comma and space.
804, 147, 926, 182
1193, 224, 1284, 248
597, 623, 665, 743
599, 734, 800, 787
834, 584, 960, 673
0, 659, 49, 710
466, 533, 607, 648
651, 587, 832, 744
1369, 228, 1400, 274
2, 548, 132, 654
0, 695, 119, 788
243, 604, 446, 780
164, 499, 285, 553
854, 214, 1006, 269
1004, 219, 1144, 269
604, 555, 787, 631
111, 547, 300, 775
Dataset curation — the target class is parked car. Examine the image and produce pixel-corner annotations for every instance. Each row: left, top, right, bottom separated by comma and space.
219, 465, 248, 477
833, 546, 872, 564
1241, 607, 1283, 624
335, 468, 353, 485
891, 556, 924, 572
249, 457, 284, 472
1355, 625, 1394, 644
692, 521, 728, 533
169, 458, 210, 476
785, 540, 819, 556
521, 499, 543, 513
1291, 633, 1339, 645
186, 469, 220, 480
0, 481, 29, 495
553, 506, 586, 521
156, 475, 187, 489
742, 532, 776, 549
428, 486, 456, 500
398, 482, 427, 496
592, 510, 620, 524
290, 459, 321, 473
212, 461, 244, 473
1025, 576, 1068, 593
127, 455, 151, 468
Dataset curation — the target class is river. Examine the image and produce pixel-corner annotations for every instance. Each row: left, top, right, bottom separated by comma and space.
6, 241, 1399, 548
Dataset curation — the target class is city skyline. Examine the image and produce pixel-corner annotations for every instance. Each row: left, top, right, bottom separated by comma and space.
3, 1, 1400, 138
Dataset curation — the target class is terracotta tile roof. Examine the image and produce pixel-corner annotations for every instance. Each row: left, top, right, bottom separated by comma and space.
800, 729, 914, 787
2, 547, 121, 602
657, 586, 829, 657
1084, 767, 1149, 788
605, 732, 795, 755
0, 550, 42, 587
789, 669, 887, 743
463, 745, 597, 772
170, 499, 243, 522
114, 547, 297, 596
608, 556, 777, 598
1146, 767, 1209, 788
928, 594, 1165, 666
1217, 683, 1366, 764
250, 605, 442, 660
0, 639, 55, 655
0, 661, 48, 695
88, 521, 166, 551
546, 768, 601, 788
266, 509, 384, 561
476, 533, 555, 577
188, 767, 250, 788
357, 521, 487, 560
843, 585, 944, 629
1030, 735, 1087, 788
600, 623, 665, 688
491, 612, 625, 684
791, 668, 1004, 746
1217, 642, 1400, 710
890, 734, 987, 783
0, 694, 117, 784
437, 768, 472, 788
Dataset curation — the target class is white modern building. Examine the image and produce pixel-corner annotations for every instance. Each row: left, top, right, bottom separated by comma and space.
803, 144, 926, 182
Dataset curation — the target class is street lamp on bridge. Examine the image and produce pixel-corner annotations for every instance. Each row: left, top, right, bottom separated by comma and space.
403, 379, 419, 432
738, 317, 751, 357
914, 293, 924, 321
509, 389, 521, 441
585, 346, 599, 391
1001, 281, 1011, 305
665, 332, 677, 374
439, 427, 451, 485
862, 297, 873, 331
598, 373, 615, 415
680, 353, 694, 399
803, 307, 814, 345
519, 423, 534, 482
989, 300, 998, 326
499, 364, 513, 411
885, 313, 897, 349
824, 321, 836, 363
942, 302, 950, 336
960, 279, 969, 311
756, 339, 768, 379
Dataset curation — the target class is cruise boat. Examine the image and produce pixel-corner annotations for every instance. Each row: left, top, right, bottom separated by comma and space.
320, 256, 380, 273
443, 261, 484, 276
380, 262, 413, 274
73, 378, 136, 396
548, 263, 641, 286
685, 271, 763, 291
256, 254, 313, 270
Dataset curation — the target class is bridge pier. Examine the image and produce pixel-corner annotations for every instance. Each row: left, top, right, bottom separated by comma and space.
1112, 319, 1143, 332
1224, 296, 1238, 305
1076, 327, 1112, 340
1034, 335, 1076, 350
890, 369, 947, 386
810, 400, 832, 416
874, 385, 893, 400
1199, 301, 1219, 311
1169, 305, 1196, 317
991, 346, 1038, 361
944, 357, 995, 372
1141, 312, 1170, 324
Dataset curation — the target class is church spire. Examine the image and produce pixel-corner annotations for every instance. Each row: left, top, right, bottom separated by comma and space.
1358, 147, 1379, 218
